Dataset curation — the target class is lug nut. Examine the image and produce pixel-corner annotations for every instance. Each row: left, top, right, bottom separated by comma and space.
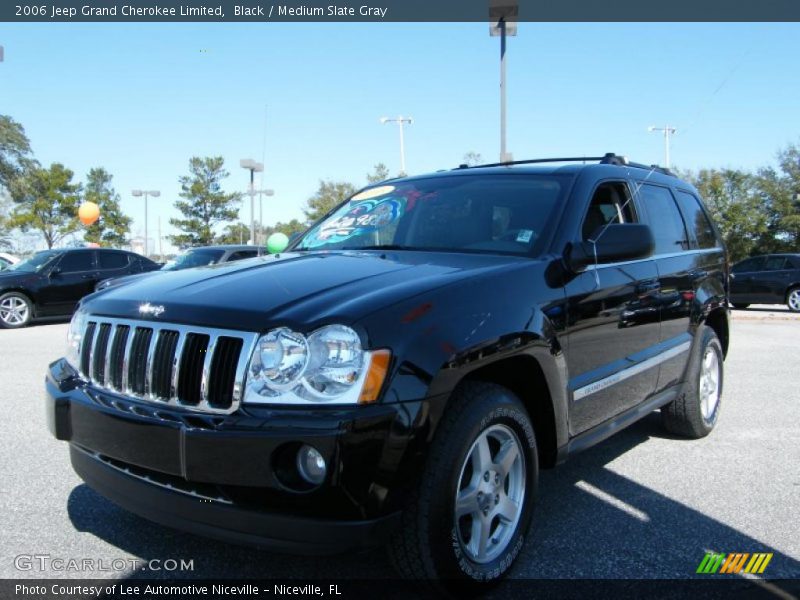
495, 494, 499, 504
484, 471, 490, 482
494, 473, 500, 484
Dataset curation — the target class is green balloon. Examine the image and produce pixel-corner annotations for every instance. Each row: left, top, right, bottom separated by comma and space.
266, 232, 289, 254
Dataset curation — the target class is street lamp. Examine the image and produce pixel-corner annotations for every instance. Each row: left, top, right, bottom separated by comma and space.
490, 0, 518, 163
240, 159, 264, 245
131, 189, 160, 257
648, 125, 677, 168
380, 116, 413, 176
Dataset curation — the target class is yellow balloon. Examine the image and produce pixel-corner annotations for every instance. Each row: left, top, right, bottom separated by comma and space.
78, 202, 100, 226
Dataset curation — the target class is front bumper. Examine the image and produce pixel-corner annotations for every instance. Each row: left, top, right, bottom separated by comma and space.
46, 359, 425, 553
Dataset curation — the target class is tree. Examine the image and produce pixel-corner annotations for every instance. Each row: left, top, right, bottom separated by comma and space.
752, 143, 800, 254
366, 163, 390, 184
170, 157, 241, 246
303, 180, 357, 223
8, 163, 82, 248
0, 192, 13, 250
463, 151, 483, 167
215, 222, 250, 245
83, 168, 131, 247
682, 168, 767, 263
0, 115, 34, 195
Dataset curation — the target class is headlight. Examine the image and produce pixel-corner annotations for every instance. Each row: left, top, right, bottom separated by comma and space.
244, 324, 390, 405
65, 308, 88, 371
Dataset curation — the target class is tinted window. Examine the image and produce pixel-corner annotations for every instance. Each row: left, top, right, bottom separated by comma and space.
582, 182, 636, 241
162, 248, 225, 271
228, 250, 258, 261
640, 185, 688, 254
732, 257, 764, 273
58, 252, 94, 272
98, 252, 129, 270
764, 256, 788, 271
675, 191, 717, 249
297, 174, 570, 256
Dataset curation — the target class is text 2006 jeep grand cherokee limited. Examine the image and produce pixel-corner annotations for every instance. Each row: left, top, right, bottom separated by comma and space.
47, 154, 730, 590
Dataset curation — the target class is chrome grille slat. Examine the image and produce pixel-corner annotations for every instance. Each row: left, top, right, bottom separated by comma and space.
82, 317, 255, 415
103, 324, 117, 389
170, 332, 187, 402
199, 334, 219, 408
144, 327, 161, 398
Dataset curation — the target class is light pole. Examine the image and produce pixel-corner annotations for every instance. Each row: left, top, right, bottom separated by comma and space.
648, 125, 677, 168
132, 189, 160, 257
240, 159, 264, 245
490, 0, 518, 163
380, 116, 413, 176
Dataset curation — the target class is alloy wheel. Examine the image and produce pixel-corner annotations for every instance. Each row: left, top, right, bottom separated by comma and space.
699, 346, 721, 421
0, 295, 30, 326
454, 423, 526, 564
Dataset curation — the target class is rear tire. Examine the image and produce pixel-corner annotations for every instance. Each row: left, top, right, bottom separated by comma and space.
786, 287, 800, 313
661, 326, 723, 438
388, 382, 537, 594
0, 292, 33, 329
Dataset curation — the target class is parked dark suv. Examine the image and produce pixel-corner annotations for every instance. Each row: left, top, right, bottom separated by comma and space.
729, 253, 800, 312
46, 155, 729, 590
0, 248, 158, 328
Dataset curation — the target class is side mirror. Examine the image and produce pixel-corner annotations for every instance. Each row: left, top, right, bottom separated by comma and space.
49, 267, 62, 277
567, 223, 654, 272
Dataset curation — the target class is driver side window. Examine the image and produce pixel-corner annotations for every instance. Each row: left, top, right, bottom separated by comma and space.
582, 182, 636, 241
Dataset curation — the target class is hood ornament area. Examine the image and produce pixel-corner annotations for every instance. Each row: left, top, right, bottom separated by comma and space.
138, 302, 165, 317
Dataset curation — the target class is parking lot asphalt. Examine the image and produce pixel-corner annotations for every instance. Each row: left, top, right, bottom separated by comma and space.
0, 308, 798, 587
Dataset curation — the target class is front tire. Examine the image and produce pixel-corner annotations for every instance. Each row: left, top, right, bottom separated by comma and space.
0, 292, 33, 329
388, 382, 537, 593
661, 326, 723, 438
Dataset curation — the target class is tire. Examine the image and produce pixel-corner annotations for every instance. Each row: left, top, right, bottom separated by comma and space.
661, 326, 723, 438
786, 287, 800, 313
388, 382, 537, 594
731, 303, 749, 309
0, 292, 33, 329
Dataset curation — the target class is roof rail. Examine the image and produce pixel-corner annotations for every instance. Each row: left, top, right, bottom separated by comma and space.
456, 152, 674, 176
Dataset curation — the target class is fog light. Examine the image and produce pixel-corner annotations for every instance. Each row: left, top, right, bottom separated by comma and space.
296, 445, 326, 485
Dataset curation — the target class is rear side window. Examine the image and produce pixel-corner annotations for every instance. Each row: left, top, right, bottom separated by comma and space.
58, 252, 94, 272
732, 257, 764, 273
98, 252, 129, 270
764, 256, 788, 271
674, 191, 717, 249
639, 184, 688, 254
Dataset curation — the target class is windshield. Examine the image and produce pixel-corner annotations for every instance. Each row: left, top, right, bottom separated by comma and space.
162, 248, 226, 271
295, 174, 570, 256
8, 250, 61, 273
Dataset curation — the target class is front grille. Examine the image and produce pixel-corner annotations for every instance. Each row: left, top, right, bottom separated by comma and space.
79, 317, 257, 414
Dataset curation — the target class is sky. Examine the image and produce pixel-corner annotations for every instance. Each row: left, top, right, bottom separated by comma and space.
1, 22, 799, 252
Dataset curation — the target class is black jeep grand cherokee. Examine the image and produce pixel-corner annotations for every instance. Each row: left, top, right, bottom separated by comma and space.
47, 154, 730, 589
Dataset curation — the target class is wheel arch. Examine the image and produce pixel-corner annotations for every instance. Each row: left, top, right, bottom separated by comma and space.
443, 350, 567, 469
703, 306, 730, 358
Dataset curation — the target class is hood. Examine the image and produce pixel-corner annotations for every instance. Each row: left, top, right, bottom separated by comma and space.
98, 271, 157, 290
84, 251, 530, 331
0, 270, 38, 286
